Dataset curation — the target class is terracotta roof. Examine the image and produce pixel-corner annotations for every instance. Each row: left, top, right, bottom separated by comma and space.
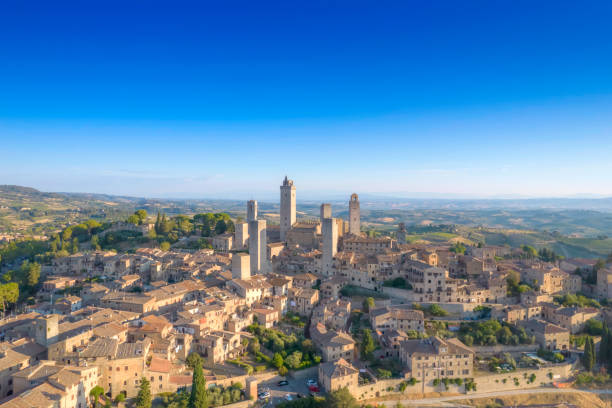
149, 357, 172, 373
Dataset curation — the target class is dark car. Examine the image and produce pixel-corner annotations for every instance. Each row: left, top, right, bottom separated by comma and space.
296, 394, 304, 399
278, 380, 289, 386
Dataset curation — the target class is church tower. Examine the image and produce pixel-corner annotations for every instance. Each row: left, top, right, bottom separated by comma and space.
349, 193, 360, 235
280, 176, 296, 241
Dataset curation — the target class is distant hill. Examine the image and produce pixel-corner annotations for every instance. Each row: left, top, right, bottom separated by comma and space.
1, 185, 612, 258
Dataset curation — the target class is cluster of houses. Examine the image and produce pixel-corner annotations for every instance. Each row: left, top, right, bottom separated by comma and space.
0, 178, 609, 406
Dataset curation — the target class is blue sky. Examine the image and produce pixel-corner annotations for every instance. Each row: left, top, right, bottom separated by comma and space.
1, 1, 612, 199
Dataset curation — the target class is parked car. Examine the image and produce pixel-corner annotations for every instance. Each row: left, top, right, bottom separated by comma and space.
258, 391, 270, 400
278, 380, 289, 386
308, 385, 320, 392
306, 379, 317, 386
296, 394, 304, 399
285, 394, 293, 401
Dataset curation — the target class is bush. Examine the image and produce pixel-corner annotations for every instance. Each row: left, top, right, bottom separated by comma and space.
585, 319, 604, 335
377, 368, 392, 379
428, 304, 448, 317
537, 348, 564, 363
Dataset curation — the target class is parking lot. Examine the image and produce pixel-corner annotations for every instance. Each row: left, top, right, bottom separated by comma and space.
258, 374, 317, 405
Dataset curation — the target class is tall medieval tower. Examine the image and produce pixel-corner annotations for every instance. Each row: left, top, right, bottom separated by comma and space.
280, 176, 296, 241
349, 193, 360, 235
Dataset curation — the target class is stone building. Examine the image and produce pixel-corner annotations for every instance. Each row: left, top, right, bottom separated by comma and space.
348, 193, 360, 235
232, 253, 250, 280
234, 222, 249, 250
518, 319, 570, 351
247, 200, 257, 222
322, 217, 338, 276
310, 322, 355, 362
280, 176, 296, 242
399, 336, 474, 383
369, 306, 425, 335
318, 358, 359, 393
320, 203, 332, 221
249, 219, 267, 274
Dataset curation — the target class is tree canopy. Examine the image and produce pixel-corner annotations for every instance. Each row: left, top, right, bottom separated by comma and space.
324, 388, 359, 408
188, 360, 209, 408
135, 377, 152, 408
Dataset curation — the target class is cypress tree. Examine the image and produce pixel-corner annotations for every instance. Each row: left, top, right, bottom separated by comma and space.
188, 361, 209, 408
155, 212, 161, 234
583, 336, 594, 372
603, 328, 612, 371
135, 377, 152, 408
598, 322, 608, 365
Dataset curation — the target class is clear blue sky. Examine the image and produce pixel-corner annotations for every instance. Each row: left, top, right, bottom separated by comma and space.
1, 1, 612, 199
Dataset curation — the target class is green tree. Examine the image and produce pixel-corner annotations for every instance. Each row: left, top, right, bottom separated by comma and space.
248, 338, 260, 354
160, 241, 171, 251
114, 393, 125, 404
450, 242, 466, 254
324, 387, 359, 408
155, 212, 161, 234
188, 361, 209, 408
582, 336, 595, 372
186, 352, 203, 371
521, 245, 538, 258
91, 235, 101, 250
428, 304, 448, 317
599, 322, 610, 365
272, 352, 284, 369
285, 351, 302, 369
159, 214, 174, 235
360, 329, 375, 360
301, 338, 314, 354
71, 237, 79, 254
89, 386, 104, 408
135, 377, 152, 408
362, 297, 375, 313
0, 282, 19, 313
16, 260, 40, 288
135, 209, 148, 224
127, 214, 140, 225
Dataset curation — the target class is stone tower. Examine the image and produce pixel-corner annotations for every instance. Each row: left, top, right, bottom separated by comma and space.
397, 222, 407, 244
280, 176, 296, 242
249, 219, 267, 274
232, 252, 251, 280
235, 222, 249, 250
349, 193, 360, 235
35, 314, 59, 347
247, 200, 258, 222
320, 203, 332, 222
322, 217, 338, 276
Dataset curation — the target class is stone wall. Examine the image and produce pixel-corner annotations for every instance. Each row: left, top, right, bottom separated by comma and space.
471, 362, 574, 393
361, 362, 575, 404
289, 366, 318, 380
471, 344, 539, 356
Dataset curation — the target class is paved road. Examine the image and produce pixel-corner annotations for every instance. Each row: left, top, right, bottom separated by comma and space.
257, 375, 317, 405
377, 387, 612, 407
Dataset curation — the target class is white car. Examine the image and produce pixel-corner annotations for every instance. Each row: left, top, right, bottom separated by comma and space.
306, 379, 317, 386
285, 394, 293, 401
258, 391, 270, 400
